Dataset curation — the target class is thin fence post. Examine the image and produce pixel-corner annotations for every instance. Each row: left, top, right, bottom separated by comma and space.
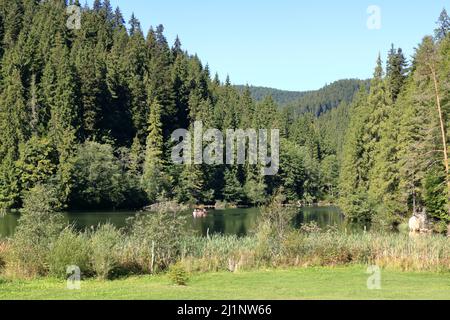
151, 241, 155, 274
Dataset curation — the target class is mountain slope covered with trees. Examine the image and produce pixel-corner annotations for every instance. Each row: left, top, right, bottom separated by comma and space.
339, 12, 450, 227
0, 0, 336, 211
234, 85, 308, 105
0, 0, 449, 230
236, 79, 368, 116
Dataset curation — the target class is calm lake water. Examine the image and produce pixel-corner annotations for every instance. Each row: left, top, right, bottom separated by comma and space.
0, 207, 360, 239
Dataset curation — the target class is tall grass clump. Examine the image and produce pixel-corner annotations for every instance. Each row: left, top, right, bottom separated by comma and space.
0, 241, 7, 271
182, 235, 258, 272
90, 224, 122, 280
48, 228, 92, 279
276, 229, 450, 271
254, 190, 297, 264
369, 232, 450, 272
121, 203, 189, 274
6, 185, 65, 278
280, 230, 371, 267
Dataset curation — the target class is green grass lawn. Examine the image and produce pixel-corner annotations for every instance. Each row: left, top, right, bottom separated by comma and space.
1, 266, 450, 300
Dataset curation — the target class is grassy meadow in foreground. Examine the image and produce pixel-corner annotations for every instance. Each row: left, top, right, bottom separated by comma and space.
1, 266, 450, 300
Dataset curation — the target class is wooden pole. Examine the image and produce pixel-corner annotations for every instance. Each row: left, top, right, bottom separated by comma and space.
431, 68, 450, 216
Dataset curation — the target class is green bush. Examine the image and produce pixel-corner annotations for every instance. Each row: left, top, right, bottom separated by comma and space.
127, 211, 189, 273
168, 262, 190, 286
254, 194, 297, 261
90, 224, 122, 280
398, 223, 410, 235
70, 142, 128, 210
6, 185, 65, 278
433, 221, 449, 235
48, 228, 92, 279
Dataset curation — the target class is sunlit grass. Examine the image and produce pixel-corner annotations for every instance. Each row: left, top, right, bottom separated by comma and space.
1, 266, 449, 300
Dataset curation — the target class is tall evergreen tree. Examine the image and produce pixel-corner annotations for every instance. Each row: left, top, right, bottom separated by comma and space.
413, 36, 450, 217
41, 35, 80, 207
435, 8, 450, 41
339, 86, 373, 220
386, 44, 408, 102
0, 67, 28, 208
142, 100, 169, 203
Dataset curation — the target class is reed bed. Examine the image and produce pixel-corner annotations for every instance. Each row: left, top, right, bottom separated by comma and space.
1, 228, 449, 280
179, 232, 450, 273
0, 241, 7, 270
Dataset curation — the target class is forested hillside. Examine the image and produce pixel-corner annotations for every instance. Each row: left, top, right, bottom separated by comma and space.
236, 79, 367, 116
339, 11, 450, 227
0, 0, 337, 211
234, 85, 308, 105
0, 0, 449, 229
287, 79, 370, 117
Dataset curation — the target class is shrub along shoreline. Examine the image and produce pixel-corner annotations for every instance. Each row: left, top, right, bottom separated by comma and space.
0, 186, 449, 282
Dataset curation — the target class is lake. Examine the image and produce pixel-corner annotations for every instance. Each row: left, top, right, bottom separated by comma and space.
0, 206, 362, 239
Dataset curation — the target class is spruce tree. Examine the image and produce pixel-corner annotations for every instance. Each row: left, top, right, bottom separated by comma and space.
142, 100, 168, 203
413, 36, 450, 217
112, 7, 125, 29
145, 25, 175, 140
104, 25, 134, 144
339, 86, 373, 221
386, 44, 408, 102
223, 167, 244, 203
0, 67, 28, 208
124, 15, 148, 141
41, 35, 80, 207
435, 8, 450, 41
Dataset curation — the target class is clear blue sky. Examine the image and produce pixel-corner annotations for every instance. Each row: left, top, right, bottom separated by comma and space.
87, 0, 448, 91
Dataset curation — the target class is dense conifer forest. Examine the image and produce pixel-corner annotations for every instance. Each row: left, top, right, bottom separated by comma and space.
236, 79, 368, 115
0, 0, 449, 228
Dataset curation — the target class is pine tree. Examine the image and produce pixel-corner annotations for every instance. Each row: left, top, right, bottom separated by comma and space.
129, 135, 143, 175
239, 86, 255, 129
142, 100, 168, 203
41, 35, 80, 207
172, 35, 182, 57
128, 13, 141, 36
0, 0, 24, 48
72, 28, 108, 139
123, 15, 147, 141
413, 36, 450, 217
104, 25, 134, 144
171, 53, 190, 130
368, 95, 405, 226
339, 86, 373, 221
223, 167, 244, 203
244, 173, 267, 205
112, 7, 125, 29
364, 54, 402, 223
16, 136, 57, 194
146, 25, 175, 140
435, 8, 450, 41
397, 78, 424, 216
386, 44, 408, 102
176, 164, 205, 204
101, 0, 113, 22
93, 0, 102, 12
279, 139, 306, 202
0, 67, 28, 208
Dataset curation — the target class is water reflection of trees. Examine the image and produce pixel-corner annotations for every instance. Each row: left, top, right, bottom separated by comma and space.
0, 207, 365, 239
